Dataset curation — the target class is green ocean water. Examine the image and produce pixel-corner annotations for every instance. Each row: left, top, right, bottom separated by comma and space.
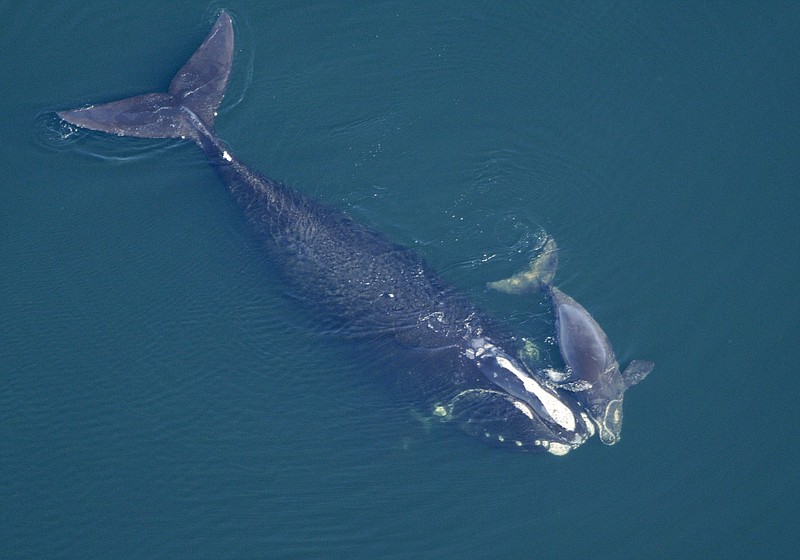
2, 1, 798, 558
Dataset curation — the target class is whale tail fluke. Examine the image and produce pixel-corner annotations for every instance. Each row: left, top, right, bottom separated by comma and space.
58, 11, 234, 140
486, 236, 559, 294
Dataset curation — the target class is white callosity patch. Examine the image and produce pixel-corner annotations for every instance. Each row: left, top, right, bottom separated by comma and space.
543, 442, 572, 456
222, 150, 233, 162
525, 438, 572, 456
511, 399, 534, 420
494, 355, 577, 432
542, 367, 569, 383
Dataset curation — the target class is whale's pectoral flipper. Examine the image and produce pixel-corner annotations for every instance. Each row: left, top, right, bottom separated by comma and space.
486, 237, 559, 294
536, 367, 591, 392
59, 12, 234, 139
621, 360, 654, 389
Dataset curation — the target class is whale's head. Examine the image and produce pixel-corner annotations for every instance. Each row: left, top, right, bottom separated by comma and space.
439, 387, 593, 455
578, 360, 653, 444
452, 338, 594, 455
582, 377, 625, 445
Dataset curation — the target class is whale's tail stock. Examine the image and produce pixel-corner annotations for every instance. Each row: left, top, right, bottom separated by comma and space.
58, 12, 234, 141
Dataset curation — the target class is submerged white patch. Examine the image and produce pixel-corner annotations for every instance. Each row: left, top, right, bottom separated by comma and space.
511, 400, 534, 420
581, 412, 596, 437
545, 442, 572, 456
543, 368, 568, 383
496, 356, 576, 432
222, 150, 232, 162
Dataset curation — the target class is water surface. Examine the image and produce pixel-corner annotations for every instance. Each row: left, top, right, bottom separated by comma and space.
2, 2, 798, 558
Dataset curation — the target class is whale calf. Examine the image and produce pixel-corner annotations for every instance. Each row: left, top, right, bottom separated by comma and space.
489, 237, 654, 444
57, 11, 649, 454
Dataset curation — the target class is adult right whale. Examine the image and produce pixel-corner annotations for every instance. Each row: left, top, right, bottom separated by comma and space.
57, 11, 651, 455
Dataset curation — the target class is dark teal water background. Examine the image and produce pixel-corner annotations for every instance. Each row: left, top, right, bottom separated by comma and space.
2, 1, 798, 558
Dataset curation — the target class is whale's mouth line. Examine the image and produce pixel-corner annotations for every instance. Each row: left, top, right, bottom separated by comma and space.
465, 337, 591, 443
440, 389, 579, 455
